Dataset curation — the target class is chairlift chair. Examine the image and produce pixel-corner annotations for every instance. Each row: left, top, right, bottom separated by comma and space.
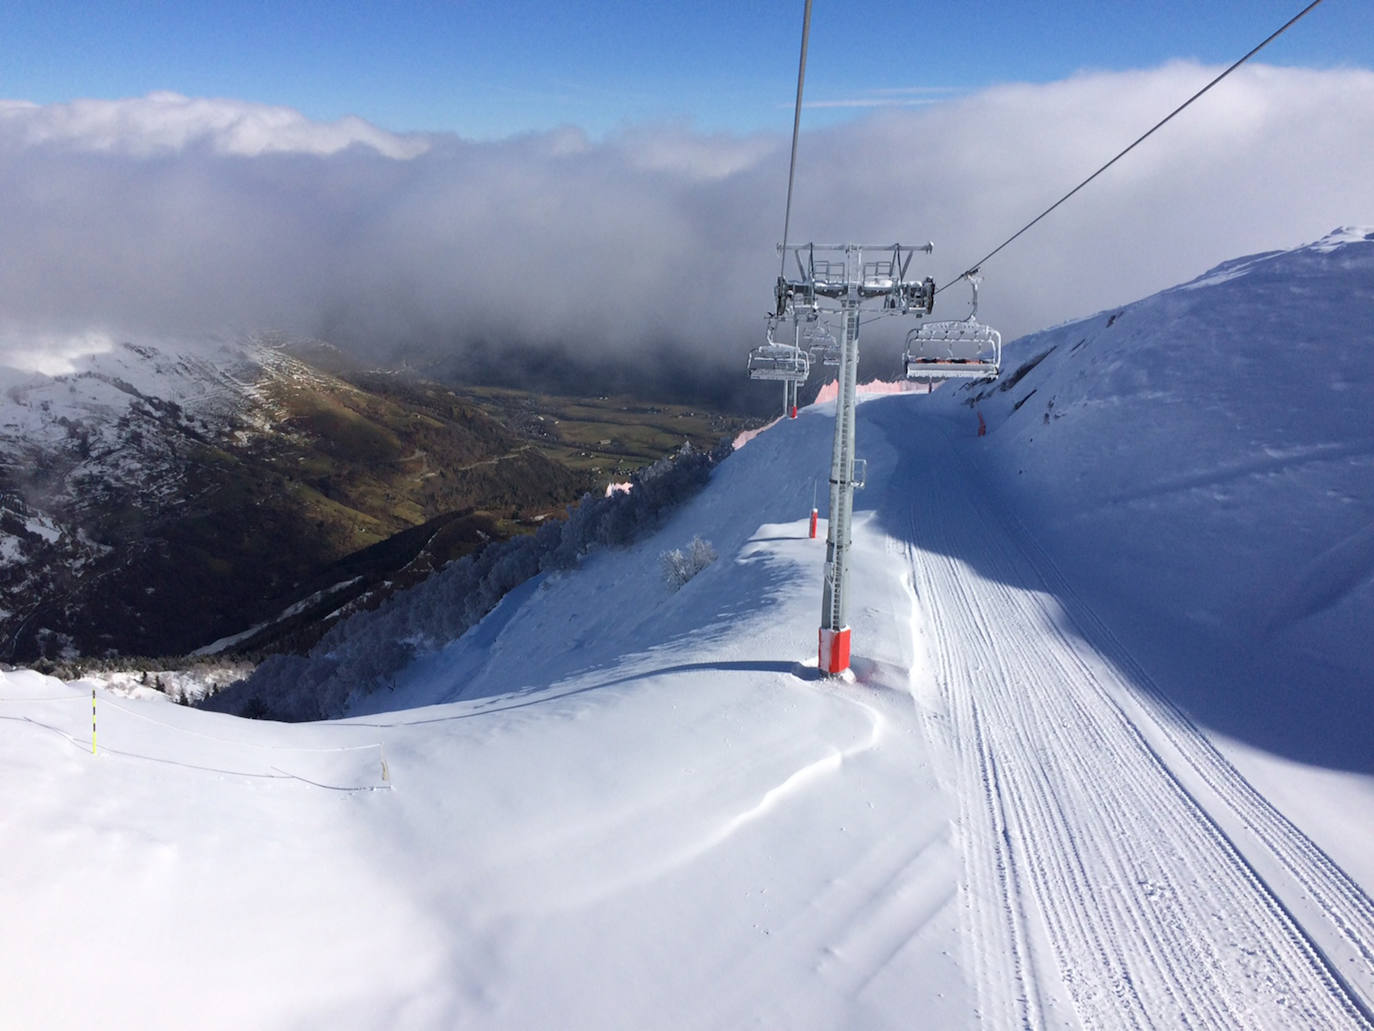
903, 319, 1002, 379
748, 319, 811, 382
802, 320, 840, 367
903, 274, 1002, 380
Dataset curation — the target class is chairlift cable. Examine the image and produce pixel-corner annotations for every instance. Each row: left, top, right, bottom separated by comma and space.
779, 0, 814, 277
937, 0, 1327, 295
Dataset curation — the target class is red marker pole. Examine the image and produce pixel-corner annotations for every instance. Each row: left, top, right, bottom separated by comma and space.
809, 508, 818, 539
819, 627, 851, 675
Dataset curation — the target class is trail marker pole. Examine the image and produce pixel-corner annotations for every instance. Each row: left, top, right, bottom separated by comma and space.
91, 687, 96, 755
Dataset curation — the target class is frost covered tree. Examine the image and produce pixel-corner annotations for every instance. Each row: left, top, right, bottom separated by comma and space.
661, 536, 717, 590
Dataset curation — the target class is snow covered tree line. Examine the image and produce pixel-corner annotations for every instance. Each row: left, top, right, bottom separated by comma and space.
660, 536, 717, 590
204, 439, 733, 721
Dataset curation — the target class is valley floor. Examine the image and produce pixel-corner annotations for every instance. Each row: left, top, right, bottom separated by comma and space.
2, 393, 1371, 1028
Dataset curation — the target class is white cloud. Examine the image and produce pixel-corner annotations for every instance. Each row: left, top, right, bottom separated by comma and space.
0, 92, 428, 158
617, 127, 775, 180
0, 64, 1370, 400
801, 97, 943, 109
0, 329, 115, 378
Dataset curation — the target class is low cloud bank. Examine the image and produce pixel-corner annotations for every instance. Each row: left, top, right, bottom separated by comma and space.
2, 64, 1371, 404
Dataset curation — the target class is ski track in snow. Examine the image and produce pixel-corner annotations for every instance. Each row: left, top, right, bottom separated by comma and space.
893, 414, 1374, 1029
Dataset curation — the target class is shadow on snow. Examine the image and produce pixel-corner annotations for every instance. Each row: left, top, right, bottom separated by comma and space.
858, 393, 1373, 776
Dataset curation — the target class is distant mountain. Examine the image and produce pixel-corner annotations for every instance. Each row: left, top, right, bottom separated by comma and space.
0, 335, 587, 661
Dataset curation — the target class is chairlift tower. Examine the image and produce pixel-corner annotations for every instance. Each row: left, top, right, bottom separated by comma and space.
774, 242, 935, 673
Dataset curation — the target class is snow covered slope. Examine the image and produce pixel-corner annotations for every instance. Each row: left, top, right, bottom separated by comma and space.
0, 335, 277, 655
3, 231, 1372, 1028
939, 227, 1374, 770
2, 407, 985, 1029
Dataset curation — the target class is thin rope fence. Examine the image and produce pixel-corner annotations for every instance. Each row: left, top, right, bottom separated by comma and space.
0, 697, 391, 792
101, 697, 382, 753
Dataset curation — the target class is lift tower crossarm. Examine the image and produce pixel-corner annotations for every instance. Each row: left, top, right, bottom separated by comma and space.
784, 242, 934, 252
777, 243, 934, 315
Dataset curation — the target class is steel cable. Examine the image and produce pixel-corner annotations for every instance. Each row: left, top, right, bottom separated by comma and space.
939, 0, 1327, 294
779, 0, 814, 276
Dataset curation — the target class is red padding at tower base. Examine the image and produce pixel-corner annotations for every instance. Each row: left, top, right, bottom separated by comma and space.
809, 508, 818, 539
819, 626, 851, 674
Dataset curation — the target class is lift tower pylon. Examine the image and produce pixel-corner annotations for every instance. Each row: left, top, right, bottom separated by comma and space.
774, 242, 935, 674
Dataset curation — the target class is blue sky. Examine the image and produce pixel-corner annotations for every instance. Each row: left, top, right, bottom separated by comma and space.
5, 1, 1371, 138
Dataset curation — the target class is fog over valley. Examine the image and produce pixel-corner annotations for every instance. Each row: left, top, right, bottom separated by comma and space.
4, 64, 1372, 407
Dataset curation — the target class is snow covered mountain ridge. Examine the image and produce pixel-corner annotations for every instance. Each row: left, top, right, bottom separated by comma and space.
0, 334, 584, 660
1, 335, 285, 656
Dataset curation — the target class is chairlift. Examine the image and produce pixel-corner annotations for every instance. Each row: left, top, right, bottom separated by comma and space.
903, 274, 1001, 380
748, 318, 811, 382
802, 319, 840, 367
